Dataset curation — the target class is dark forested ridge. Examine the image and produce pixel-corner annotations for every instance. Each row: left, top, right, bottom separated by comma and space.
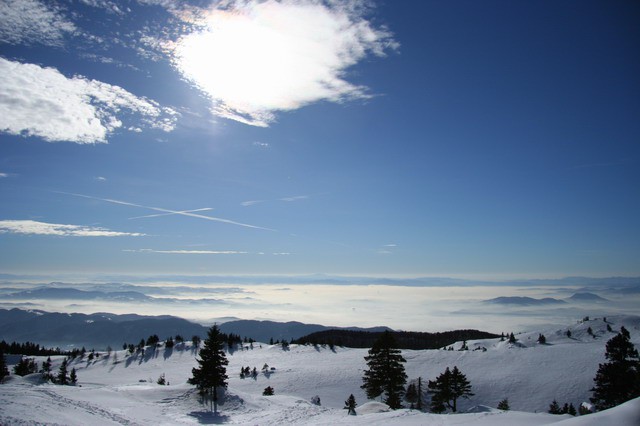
294, 329, 500, 349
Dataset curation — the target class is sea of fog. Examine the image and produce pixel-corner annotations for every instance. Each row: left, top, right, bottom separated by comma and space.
1, 275, 638, 334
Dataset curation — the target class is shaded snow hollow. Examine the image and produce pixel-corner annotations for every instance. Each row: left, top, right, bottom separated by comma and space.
1, 315, 639, 425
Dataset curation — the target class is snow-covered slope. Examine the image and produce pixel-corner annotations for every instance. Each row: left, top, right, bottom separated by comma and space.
1, 315, 639, 425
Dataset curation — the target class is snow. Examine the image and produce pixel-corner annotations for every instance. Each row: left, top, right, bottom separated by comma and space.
1, 314, 639, 425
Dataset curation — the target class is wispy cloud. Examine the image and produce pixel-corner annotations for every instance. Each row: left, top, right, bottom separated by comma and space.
377, 243, 397, 254
0, 0, 77, 47
0, 173, 9, 178
253, 141, 270, 148
0, 220, 145, 237
279, 195, 309, 202
242, 195, 309, 207
128, 208, 214, 220
59, 191, 274, 231
0, 58, 178, 144
124, 249, 248, 254
172, 0, 397, 127
95, 176, 107, 181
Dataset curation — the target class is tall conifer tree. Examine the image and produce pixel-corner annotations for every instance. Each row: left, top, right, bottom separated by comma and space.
0, 350, 8, 382
590, 326, 640, 410
188, 325, 229, 413
361, 331, 407, 409
428, 366, 474, 413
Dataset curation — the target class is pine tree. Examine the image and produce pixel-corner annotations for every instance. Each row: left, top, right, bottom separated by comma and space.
568, 403, 576, 416
361, 331, 407, 409
13, 357, 37, 376
590, 326, 640, 410
263, 386, 274, 396
548, 399, 561, 414
537, 334, 546, 344
57, 358, 69, 385
416, 377, 424, 411
497, 398, 510, 410
344, 394, 357, 415
191, 335, 201, 353
508, 333, 516, 344
428, 366, 474, 413
405, 383, 418, 409
41, 356, 52, 381
188, 325, 229, 413
69, 368, 77, 385
0, 350, 9, 382
566, 330, 572, 338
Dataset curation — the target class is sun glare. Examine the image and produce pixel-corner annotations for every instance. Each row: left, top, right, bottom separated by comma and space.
173, 1, 380, 126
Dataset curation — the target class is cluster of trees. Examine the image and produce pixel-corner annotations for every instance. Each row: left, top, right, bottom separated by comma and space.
9, 355, 77, 386
360, 331, 474, 412
294, 329, 499, 350
548, 400, 577, 415
239, 366, 259, 379
0, 341, 69, 356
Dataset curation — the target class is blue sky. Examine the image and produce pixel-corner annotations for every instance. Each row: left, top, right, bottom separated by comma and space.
0, 0, 638, 278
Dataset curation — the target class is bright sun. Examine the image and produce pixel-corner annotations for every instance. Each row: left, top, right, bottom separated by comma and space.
173, 1, 385, 126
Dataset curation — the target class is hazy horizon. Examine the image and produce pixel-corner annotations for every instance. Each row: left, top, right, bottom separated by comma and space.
2, 274, 638, 334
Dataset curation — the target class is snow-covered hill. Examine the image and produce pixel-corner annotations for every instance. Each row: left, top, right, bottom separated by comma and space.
1, 315, 639, 425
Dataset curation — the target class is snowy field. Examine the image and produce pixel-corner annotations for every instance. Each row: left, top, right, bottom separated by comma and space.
2, 315, 639, 425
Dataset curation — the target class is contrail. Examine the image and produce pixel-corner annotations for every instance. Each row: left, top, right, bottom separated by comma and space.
56, 191, 275, 231
128, 208, 214, 220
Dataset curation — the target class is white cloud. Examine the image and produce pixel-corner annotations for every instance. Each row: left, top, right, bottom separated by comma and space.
0, 173, 8, 178
126, 249, 248, 254
241, 200, 264, 207
0, 0, 76, 47
0, 58, 178, 143
95, 176, 107, 181
280, 195, 309, 202
0, 220, 145, 237
172, 0, 397, 126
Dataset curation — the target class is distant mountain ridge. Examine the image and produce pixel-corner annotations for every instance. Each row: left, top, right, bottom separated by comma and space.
483, 296, 567, 306
219, 320, 390, 343
0, 309, 391, 349
566, 292, 609, 302
0, 308, 492, 351
0, 308, 206, 349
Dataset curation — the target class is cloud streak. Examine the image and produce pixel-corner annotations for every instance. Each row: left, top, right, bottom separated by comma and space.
0, 220, 145, 237
124, 249, 248, 255
59, 192, 275, 231
128, 208, 214, 220
0, 58, 177, 143
172, 0, 397, 126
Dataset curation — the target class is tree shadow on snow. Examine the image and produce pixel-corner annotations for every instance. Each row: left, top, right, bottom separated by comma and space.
187, 411, 230, 424
163, 347, 174, 360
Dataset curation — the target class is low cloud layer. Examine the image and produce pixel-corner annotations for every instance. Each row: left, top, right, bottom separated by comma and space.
0, 220, 145, 237
0, 58, 177, 143
173, 0, 397, 126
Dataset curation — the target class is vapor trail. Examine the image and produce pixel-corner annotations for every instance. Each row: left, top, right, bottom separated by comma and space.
56, 192, 275, 231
